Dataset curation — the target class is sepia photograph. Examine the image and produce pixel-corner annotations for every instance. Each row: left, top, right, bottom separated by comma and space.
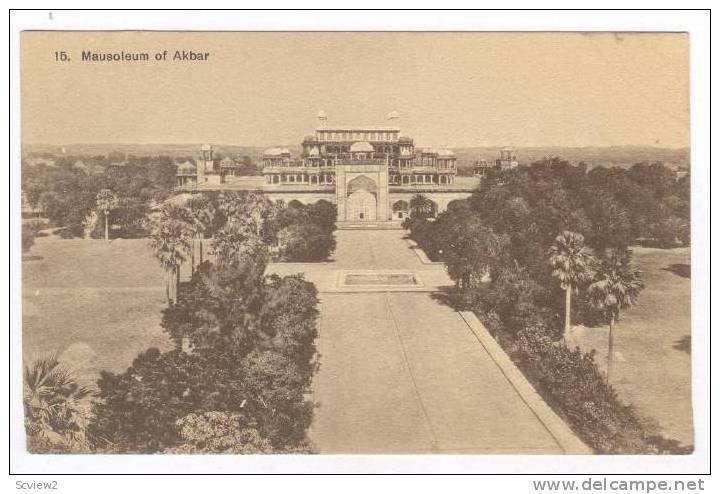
9, 10, 711, 482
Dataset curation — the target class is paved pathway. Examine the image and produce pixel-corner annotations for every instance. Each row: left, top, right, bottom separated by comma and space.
276, 229, 580, 454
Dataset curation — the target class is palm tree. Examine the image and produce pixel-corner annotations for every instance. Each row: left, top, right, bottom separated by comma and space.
188, 194, 216, 271
409, 194, 435, 219
24, 354, 93, 451
548, 231, 596, 334
243, 192, 271, 237
588, 248, 645, 383
218, 191, 270, 237
96, 189, 118, 242
149, 203, 195, 303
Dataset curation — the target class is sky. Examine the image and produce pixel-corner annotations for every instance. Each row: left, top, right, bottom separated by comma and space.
21, 31, 689, 148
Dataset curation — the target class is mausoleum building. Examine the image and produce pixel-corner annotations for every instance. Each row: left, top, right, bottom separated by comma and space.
178, 113, 480, 225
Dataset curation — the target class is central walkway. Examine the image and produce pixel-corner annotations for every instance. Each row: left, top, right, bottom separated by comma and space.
270, 229, 577, 453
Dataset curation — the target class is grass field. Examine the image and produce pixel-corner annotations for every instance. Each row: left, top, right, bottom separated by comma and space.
566, 246, 693, 447
22, 236, 175, 386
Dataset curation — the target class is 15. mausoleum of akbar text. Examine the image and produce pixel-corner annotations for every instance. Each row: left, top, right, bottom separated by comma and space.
177, 112, 481, 226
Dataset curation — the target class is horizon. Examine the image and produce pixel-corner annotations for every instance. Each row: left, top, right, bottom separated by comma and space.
21, 141, 691, 152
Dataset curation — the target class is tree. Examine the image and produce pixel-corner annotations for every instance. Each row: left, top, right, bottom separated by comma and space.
217, 191, 272, 237
89, 348, 204, 452
588, 248, 645, 383
24, 354, 93, 452
149, 203, 195, 303
188, 194, 216, 270
628, 162, 677, 200
26, 166, 99, 238
96, 189, 119, 241
582, 194, 632, 251
442, 215, 511, 291
307, 200, 337, 234
409, 194, 435, 220
161, 255, 268, 352
277, 223, 334, 262
548, 231, 596, 334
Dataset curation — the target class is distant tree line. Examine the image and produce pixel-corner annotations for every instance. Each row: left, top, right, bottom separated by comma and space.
21, 154, 336, 263
21, 154, 179, 238
404, 158, 691, 454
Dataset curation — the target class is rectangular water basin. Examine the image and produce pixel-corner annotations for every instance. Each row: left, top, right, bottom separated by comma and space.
344, 273, 418, 286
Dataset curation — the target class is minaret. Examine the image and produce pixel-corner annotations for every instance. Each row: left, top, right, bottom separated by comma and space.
317, 110, 328, 128
198, 144, 213, 183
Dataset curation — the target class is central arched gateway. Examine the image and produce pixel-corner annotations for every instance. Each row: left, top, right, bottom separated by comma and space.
335, 157, 389, 224
346, 189, 377, 221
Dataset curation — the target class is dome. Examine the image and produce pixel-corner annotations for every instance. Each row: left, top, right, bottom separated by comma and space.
350, 141, 374, 153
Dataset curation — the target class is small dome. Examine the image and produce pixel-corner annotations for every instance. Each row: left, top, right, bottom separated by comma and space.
350, 141, 374, 153
308, 146, 320, 157
437, 149, 455, 157
201, 144, 213, 151
220, 157, 234, 165
317, 110, 327, 119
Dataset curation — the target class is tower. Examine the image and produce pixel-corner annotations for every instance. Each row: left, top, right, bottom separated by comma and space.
497, 147, 518, 170
197, 144, 214, 183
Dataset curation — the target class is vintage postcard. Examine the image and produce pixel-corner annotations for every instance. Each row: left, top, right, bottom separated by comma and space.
11, 12, 710, 480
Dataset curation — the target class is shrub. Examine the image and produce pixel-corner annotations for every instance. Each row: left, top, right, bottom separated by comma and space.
264, 201, 337, 262
652, 216, 687, 248
277, 224, 332, 262
166, 412, 277, 454
479, 314, 689, 454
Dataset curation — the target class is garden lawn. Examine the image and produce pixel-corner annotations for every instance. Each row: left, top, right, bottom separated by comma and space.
566, 246, 693, 447
22, 236, 174, 386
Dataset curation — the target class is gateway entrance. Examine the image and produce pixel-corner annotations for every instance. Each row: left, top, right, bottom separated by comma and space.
334, 144, 390, 225
346, 190, 377, 221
